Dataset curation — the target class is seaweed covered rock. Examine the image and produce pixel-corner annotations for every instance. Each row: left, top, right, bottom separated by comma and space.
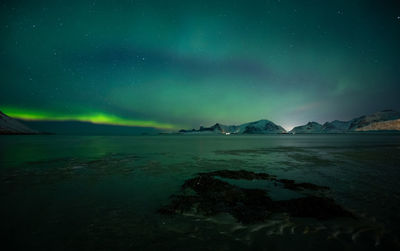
200, 170, 329, 191
199, 170, 276, 180
274, 196, 354, 219
159, 170, 354, 224
278, 179, 329, 191
169, 175, 275, 223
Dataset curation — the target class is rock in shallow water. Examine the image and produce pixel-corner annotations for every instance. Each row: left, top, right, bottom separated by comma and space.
159, 170, 354, 224
278, 179, 329, 191
198, 170, 276, 180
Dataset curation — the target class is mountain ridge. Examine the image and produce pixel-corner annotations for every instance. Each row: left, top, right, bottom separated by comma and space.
290, 110, 400, 134
179, 119, 287, 134
0, 111, 39, 134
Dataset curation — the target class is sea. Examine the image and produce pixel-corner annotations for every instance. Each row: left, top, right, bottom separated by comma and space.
0, 134, 399, 250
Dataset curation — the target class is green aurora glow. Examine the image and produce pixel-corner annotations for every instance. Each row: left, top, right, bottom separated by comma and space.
2, 107, 177, 130
1, 0, 399, 131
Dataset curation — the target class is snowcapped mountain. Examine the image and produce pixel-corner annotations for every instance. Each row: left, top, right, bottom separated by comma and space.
356, 119, 400, 132
348, 109, 400, 131
179, 119, 286, 134
290, 110, 400, 134
239, 120, 286, 134
290, 121, 323, 134
0, 111, 38, 134
321, 120, 352, 133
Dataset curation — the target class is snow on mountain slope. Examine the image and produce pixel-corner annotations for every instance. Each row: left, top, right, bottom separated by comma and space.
321, 120, 351, 133
290, 110, 400, 134
356, 118, 400, 131
179, 119, 286, 134
290, 122, 322, 134
238, 120, 286, 134
0, 111, 38, 134
348, 109, 400, 131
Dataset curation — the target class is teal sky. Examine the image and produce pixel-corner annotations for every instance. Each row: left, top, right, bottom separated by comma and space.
1, 0, 400, 130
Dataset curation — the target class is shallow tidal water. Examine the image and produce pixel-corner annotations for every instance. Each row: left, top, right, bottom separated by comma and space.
1, 134, 400, 250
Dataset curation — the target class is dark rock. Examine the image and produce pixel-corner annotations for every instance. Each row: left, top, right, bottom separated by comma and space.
230, 188, 274, 224
157, 195, 201, 215
179, 128, 196, 133
275, 196, 354, 219
279, 179, 329, 191
198, 125, 216, 132
211, 123, 222, 131
159, 170, 353, 224
199, 169, 276, 180
166, 175, 275, 223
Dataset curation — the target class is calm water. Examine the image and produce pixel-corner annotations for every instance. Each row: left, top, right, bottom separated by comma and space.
1, 134, 400, 250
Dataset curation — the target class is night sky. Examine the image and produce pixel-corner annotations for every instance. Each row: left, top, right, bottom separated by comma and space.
1, 0, 400, 131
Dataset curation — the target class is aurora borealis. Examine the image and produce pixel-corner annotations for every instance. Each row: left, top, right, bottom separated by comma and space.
1, 0, 400, 131
1, 107, 176, 130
